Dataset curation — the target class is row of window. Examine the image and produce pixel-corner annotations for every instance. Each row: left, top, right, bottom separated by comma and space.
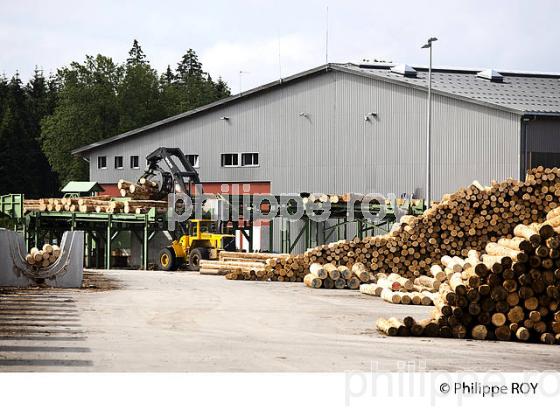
96, 153, 259, 170
221, 153, 259, 167
98, 155, 140, 170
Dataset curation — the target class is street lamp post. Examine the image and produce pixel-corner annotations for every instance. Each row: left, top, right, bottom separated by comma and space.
421, 37, 437, 209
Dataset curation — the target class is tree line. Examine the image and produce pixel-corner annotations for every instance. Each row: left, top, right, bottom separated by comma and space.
0, 40, 230, 198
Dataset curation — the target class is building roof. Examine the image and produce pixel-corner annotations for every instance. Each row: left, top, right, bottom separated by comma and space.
61, 181, 104, 193
338, 63, 560, 115
73, 62, 560, 155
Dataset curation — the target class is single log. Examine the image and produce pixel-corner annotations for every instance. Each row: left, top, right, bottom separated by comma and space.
376, 317, 401, 337
334, 278, 346, 289
491, 312, 507, 327
414, 275, 441, 290
338, 265, 352, 280
381, 288, 401, 304
495, 325, 512, 341
360, 284, 383, 296
388, 273, 413, 290
309, 263, 328, 279
52, 245, 61, 257
514, 224, 540, 244
304, 273, 322, 289
449, 273, 466, 295
324, 263, 341, 280
352, 263, 371, 282
540, 333, 556, 345
347, 277, 361, 290
429, 264, 447, 282
323, 277, 335, 289
471, 324, 488, 340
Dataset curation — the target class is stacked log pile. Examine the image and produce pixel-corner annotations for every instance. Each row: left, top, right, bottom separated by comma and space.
301, 193, 422, 208
303, 262, 374, 289
302, 193, 343, 205
376, 213, 560, 344
201, 251, 290, 280
220, 252, 311, 282
23, 178, 164, 214
118, 178, 160, 200
25, 243, 61, 269
259, 167, 560, 281
360, 250, 482, 305
360, 273, 439, 305
23, 197, 167, 215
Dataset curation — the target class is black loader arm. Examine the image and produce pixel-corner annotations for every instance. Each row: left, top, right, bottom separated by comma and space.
142, 147, 202, 197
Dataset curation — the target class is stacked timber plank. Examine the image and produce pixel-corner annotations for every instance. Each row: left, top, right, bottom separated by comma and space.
303, 262, 374, 289
376, 212, 560, 344
118, 178, 160, 200
201, 251, 290, 280
25, 243, 61, 269
258, 167, 560, 281
23, 197, 167, 215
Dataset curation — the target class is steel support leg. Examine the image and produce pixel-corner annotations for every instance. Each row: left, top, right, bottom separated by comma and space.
269, 220, 274, 253
106, 216, 112, 269
34, 214, 40, 248
143, 215, 149, 270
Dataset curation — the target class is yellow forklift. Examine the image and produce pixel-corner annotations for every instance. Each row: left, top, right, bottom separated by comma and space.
159, 219, 235, 271
139, 148, 236, 271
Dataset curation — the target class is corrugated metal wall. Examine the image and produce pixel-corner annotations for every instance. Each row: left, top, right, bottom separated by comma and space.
87, 69, 521, 201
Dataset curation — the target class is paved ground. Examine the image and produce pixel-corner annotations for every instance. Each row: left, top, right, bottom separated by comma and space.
0, 269, 559, 372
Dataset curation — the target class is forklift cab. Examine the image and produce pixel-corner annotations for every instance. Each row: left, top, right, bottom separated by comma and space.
188, 220, 218, 237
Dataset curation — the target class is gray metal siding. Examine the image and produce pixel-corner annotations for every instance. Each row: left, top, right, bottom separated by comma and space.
87, 70, 521, 201
431, 89, 522, 194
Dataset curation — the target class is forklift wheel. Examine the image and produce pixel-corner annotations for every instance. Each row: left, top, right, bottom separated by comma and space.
188, 248, 210, 271
159, 247, 177, 271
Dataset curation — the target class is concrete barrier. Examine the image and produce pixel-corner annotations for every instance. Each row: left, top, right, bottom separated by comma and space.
0, 229, 84, 288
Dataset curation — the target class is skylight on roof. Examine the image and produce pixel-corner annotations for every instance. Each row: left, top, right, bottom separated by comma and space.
477, 69, 504, 82
390, 64, 417, 77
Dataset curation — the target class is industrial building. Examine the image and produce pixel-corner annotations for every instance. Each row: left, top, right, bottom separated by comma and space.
71, 62, 560, 255
73, 62, 560, 198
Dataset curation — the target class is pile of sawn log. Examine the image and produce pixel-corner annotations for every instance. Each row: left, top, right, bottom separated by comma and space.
376, 206, 560, 344
25, 243, 61, 269
303, 262, 374, 289
259, 167, 560, 280
200, 251, 289, 279
23, 196, 167, 215
23, 179, 167, 215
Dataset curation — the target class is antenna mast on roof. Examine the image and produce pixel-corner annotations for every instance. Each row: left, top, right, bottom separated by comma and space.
325, 6, 329, 64
239, 70, 249, 94
278, 31, 282, 79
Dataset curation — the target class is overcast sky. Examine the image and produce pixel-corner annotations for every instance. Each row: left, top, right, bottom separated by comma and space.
1, 0, 559, 93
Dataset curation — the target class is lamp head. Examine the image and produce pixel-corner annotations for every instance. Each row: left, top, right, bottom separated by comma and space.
421, 37, 438, 49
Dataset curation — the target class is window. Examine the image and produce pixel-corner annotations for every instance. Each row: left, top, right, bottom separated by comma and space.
242, 153, 259, 167
221, 153, 239, 167
186, 154, 200, 168
529, 152, 560, 169
114, 156, 123, 169
130, 156, 139, 169
97, 156, 107, 169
